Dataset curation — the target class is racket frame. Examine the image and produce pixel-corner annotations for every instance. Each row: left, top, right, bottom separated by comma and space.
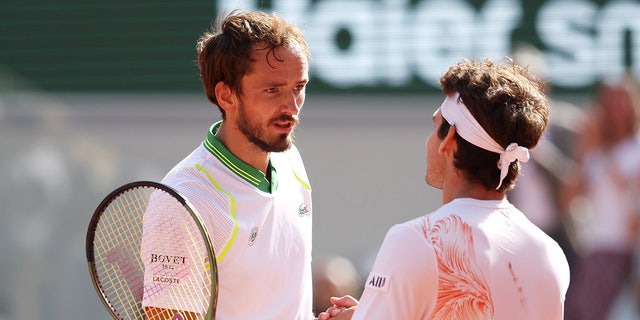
86, 180, 218, 320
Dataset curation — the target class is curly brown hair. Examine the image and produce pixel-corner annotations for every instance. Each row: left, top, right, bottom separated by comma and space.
437, 58, 549, 192
196, 10, 310, 118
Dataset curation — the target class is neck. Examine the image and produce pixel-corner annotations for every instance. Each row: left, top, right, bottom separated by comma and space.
441, 170, 505, 204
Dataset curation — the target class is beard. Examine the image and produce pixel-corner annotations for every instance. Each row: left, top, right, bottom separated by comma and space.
236, 102, 298, 152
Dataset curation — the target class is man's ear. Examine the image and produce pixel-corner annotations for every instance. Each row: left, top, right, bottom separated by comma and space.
438, 125, 458, 156
215, 81, 237, 113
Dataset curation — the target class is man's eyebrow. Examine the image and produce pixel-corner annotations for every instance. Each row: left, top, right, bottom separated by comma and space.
261, 79, 308, 87
262, 81, 287, 87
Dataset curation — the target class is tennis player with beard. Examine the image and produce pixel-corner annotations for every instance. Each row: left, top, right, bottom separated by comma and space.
141, 10, 314, 319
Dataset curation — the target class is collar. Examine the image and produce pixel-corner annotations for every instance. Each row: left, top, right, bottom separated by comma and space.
202, 121, 277, 193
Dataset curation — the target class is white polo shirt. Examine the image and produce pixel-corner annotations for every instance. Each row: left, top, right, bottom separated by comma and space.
354, 198, 570, 320
141, 121, 313, 319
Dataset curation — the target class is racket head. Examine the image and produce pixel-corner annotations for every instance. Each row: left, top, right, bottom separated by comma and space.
86, 181, 218, 320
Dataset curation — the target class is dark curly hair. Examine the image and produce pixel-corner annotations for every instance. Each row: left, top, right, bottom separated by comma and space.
437, 58, 549, 192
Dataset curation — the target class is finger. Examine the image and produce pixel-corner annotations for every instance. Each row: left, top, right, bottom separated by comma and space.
330, 307, 346, 317
330, 295, 359, 308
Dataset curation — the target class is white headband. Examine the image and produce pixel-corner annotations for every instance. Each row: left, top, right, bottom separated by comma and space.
439, 92, 529, 190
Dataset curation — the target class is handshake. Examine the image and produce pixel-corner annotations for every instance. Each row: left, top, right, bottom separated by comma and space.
316, 296, 358, 320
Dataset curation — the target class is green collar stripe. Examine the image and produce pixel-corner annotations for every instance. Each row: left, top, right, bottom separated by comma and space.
203, 138, 260, 185
203, 122, 272, 193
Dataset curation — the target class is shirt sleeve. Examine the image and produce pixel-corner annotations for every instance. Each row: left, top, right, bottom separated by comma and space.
353, 223, 439, 320
140, 190, 209, 314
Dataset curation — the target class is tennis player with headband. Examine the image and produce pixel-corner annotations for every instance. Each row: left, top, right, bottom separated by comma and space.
319, 58, 570, 320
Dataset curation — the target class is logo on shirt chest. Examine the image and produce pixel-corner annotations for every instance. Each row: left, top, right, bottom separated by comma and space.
298, 202, 310, 217
246, 202, 309, 246
248, 226, 259, 246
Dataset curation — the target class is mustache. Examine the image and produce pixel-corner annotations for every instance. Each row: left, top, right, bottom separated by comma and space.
272, 114, 300, 125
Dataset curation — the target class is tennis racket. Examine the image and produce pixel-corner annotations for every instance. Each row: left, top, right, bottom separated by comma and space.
86, 181, 218, 320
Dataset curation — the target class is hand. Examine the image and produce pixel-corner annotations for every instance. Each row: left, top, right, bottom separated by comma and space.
316, 295, 358, 320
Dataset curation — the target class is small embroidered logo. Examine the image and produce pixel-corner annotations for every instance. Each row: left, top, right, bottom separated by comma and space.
248, 226, 259, 246
298, 203, 309, 217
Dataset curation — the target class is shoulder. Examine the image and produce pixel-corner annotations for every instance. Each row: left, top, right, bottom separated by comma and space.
273, 144, 305, 167
162, 164, 209, 192
354, 217, 438, 319
538, 234, 571, 287
163, 144, 212, 180
272, 145, 311, 184
372, 218, 437, 283
160, 152, 228, 207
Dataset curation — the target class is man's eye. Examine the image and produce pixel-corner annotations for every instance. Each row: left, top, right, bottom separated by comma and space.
266, 88, 277, 94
